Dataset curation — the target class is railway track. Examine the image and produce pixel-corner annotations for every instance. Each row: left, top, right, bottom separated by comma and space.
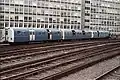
0, 41, 120, 80
0, 41, 113, 72
95, 65, 120, 80
0, 39, 119, 58
0, 40, 118, 71
1, 40, 116, 65
0, 41, 73, 53
0, 40, 87, 52
25, 45, 120, 80
0, 41, 107, 63
0, 40, 104, 58
0, 39, 118, 54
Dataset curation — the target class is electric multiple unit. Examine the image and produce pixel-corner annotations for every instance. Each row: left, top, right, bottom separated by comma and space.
0, 28, 110, 44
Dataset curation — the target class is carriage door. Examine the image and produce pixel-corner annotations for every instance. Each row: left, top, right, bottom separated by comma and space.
97, 31, 99, 38
72, 30, 76, 39
29, 30, 35, 41
47, 29, 52, 40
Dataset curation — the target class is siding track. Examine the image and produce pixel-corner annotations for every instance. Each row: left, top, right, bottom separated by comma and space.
0, 40, 120, 80
95, 65, 120, 80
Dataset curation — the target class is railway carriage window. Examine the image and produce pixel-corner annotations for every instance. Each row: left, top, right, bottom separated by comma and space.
23, 32, 26, 35
58, 32, 60, 34
39, 32, 41, 35
33, 32, 35, 35
43, 32, 46, 34
42, 32, 45, 35
97, 31, 99, 37
17, 31, 21, 35
30, 32, 32, 35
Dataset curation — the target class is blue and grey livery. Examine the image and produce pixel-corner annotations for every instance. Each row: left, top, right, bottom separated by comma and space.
0, 28, 110, 44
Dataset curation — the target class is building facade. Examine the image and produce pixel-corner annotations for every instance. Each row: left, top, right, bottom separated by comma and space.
0, 0, 82, 30
89, 0, 120, 34
0, 0, 120, 34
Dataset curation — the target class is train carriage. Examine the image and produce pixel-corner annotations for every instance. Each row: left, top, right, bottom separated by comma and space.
74, 30, 83, 39
61, 29, 75, 40
91, 31, 99, 38
47, 29, 62, 40
0, 28, 111, 44
29, 28, 48, 42
99, 31, 110, 38
7, 28, 29, 43
81, 30, 92, 39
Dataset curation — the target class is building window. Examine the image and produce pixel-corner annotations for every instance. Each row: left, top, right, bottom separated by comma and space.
28, 24, 31, 27
49, 25, 52, 28
57, 25, 59, 29
10, 22, 14, 27
71, 25, 73, 29
24, 23, 27, 27
33, 24, 36, 28
85, 1, 90, 4
5, 22, 9, 27
24, 17, 28, 21
41, 24, 44, 28
15, 16, 19, 20
19, 23, 23, 27
84, 26, 89, 28
0, 14, 4, 20
85, 19, 90, 22
49, 18, 52, 23
15, 23, 18, 27
45, 24, 48, 28
0, 22, 4, 28
85, 7, 90, 10
85, 13, 90, 16
0, 0, 4, 3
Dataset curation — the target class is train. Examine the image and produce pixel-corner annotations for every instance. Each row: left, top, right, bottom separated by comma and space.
0, 28, 110, 44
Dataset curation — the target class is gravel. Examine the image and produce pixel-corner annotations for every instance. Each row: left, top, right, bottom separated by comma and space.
59, 56, 120, 80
